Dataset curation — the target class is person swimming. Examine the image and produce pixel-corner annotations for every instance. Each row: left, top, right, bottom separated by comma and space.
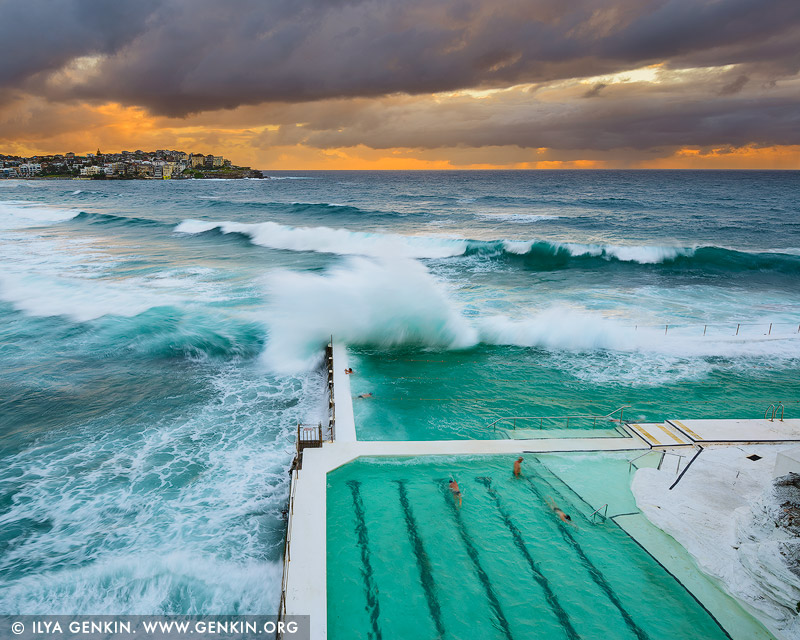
448, 478, 462, 507
513, 457, 523, 477
546, 496, 577, 527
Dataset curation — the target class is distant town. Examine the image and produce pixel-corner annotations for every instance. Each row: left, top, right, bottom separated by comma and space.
0, 149, 264, 179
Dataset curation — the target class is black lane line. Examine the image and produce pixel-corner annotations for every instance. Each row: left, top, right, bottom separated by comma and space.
522, 475, 650, 640
439, 480, 514, 640
609, 516, 733, 640
475, 476, 579, 640
347, 480, 383, 640
395, 481, 446, 639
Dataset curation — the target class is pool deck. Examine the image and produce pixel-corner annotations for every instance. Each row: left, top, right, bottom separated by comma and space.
282, 345, 795, 639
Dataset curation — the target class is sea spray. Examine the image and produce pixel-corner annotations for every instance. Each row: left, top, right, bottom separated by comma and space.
260, 257, 478, 373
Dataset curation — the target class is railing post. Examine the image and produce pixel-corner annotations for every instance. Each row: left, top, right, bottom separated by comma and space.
665, 324, 668, 335
735, 323, 740, 336
768, 323, 772, 336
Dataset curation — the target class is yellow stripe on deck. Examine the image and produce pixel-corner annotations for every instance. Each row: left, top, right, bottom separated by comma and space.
657, 423, 686, 444
631, 424, 658, 445
671, 420, 704, 441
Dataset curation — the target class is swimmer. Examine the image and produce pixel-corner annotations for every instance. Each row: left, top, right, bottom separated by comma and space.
344, 368, 354, 374
357, 393, 373, 399
513, 457, 523, 477
546, 497, 577, 528
448, 478, 462, 507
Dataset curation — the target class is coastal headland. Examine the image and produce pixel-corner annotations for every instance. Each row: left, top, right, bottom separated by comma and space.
0, 149, 264, 180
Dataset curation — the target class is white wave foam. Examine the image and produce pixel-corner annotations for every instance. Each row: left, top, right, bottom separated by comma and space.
502, 240, 534, 254
478, 306, 800, 358
476, 213, 561, 223
560, 242, 692, 263
175, 219, 468, 259
0, 273, 178, 322
0, 200, 81, 230
0, 365, 320, 614
260, 257, 477, 373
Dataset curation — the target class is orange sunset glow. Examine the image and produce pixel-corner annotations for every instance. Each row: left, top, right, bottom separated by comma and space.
1, 0, 798, 171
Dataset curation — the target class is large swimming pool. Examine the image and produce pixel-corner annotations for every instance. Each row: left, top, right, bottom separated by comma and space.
327, 452, 769, 640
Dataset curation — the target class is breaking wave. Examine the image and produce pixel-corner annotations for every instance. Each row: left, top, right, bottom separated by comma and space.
175, 219, 468, 259
175, 218, 800, 273
257, 256, 800, 374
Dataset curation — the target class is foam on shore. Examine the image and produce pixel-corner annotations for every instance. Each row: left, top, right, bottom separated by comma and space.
633, 446, 800, 640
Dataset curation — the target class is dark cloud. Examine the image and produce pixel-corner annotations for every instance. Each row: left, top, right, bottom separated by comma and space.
248, 73, 800, 151
5, 0, 798, 116
583, 83, 607, 98
719, 74, 749, 95
0, 1, 161, 90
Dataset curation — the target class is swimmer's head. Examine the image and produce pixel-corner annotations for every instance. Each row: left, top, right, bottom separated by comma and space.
517, 457, 523, 462
565, 514, 572, 521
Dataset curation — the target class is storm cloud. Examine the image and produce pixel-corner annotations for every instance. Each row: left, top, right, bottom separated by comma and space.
1, 0, 799, 162
5, 0, 800, 116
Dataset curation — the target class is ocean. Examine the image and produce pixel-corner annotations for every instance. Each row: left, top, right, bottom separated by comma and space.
1, 170, 798, 614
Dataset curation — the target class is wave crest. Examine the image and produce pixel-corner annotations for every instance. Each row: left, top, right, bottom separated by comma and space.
175, 219, 468, 259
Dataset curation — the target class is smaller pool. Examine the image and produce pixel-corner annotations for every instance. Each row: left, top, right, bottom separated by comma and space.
327, 453, 756, 640
345, 345, 799, 441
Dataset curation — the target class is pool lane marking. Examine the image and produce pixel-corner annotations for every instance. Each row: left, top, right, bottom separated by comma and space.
530, 458, 730, 639
475, 476, 580, 640
346, 480, 383, 640
657, 423, 686, 444
439, 480, 515, 640
521, 473, 650, 640
669, 420, 704, 441
395, 481, 446, 639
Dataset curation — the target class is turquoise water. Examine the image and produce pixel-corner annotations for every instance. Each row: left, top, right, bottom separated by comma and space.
1, 171, 798, 614
327, 454, 738, 640
347, 343, 800, 440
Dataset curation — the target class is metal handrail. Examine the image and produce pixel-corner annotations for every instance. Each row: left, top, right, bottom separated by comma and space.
629, 450, 685, 474
590, 504, 608, 522
632, 320, 800, 335
628, 451, 654, 472
277, 464, 299, 637
488, 406, 630, 431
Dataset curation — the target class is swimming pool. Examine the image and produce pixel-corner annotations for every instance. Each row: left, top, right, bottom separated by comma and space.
346, 345, 799, 441
327, 453, 762, 640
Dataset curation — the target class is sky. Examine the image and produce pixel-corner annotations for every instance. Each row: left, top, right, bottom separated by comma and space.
1, 0, 799, 169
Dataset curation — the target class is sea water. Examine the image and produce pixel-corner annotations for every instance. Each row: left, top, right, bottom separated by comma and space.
0, 171, 798, 613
